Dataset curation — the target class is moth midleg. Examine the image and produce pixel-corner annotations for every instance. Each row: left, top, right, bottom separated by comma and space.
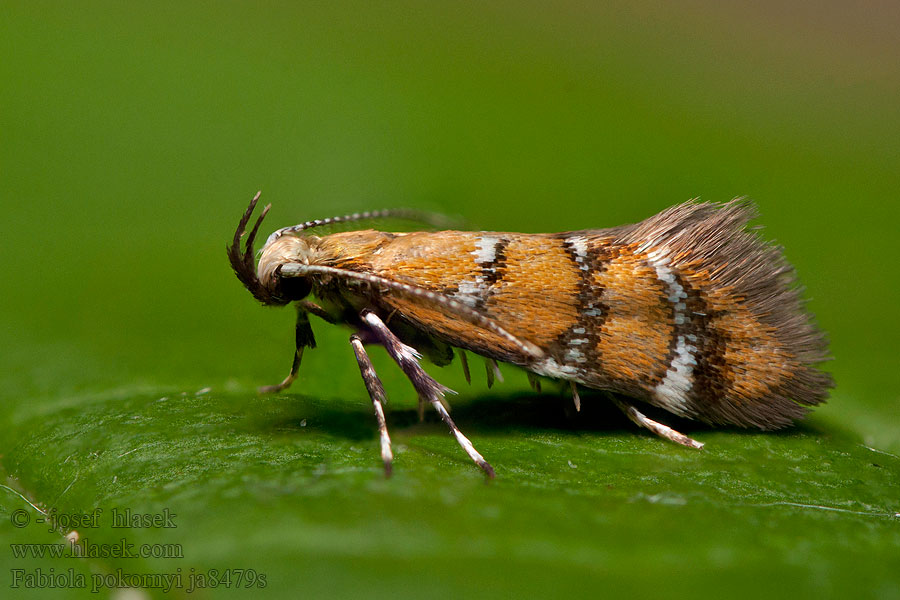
349, 334, 393, 477
360, 310, 496, 478
428, 395, 496, 479
610, 396, 704, 449
259, 308, 316, 394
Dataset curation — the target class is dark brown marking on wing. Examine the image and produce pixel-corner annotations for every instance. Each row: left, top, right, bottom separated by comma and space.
481, 238, 510, 287
549, 235, 615, 378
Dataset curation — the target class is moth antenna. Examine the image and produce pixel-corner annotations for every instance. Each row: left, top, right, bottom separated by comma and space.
280, 263, 545, 359
228, 192, 278, 305
271, 208, 463, 240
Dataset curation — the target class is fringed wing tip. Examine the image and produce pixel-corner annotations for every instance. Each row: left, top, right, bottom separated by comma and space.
622, 199, 833, 428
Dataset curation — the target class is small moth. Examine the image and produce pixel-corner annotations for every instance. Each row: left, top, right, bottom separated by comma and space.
229, 192, 832, 477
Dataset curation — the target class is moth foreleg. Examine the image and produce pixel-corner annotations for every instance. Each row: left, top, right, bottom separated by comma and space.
298, 299, 338, 324
349, 334, 393, 477
611, 397, 704, 449
360, 310, 495, 478
259, 308, 316, 394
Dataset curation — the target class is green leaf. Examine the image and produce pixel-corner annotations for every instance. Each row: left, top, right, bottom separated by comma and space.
3, 382, 899, 598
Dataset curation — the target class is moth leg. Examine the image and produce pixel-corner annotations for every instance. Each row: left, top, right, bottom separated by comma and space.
611, 397, 704, 449
570, 381, 581, 412
259, 308, 316, 394
418, 393, 451, 422
360, 310, 495, 478
298, 300, 338, 324
526, 372, 542, 394
484, 358, 503, 388
349, 334, 393, 477
457, 349, 471, 385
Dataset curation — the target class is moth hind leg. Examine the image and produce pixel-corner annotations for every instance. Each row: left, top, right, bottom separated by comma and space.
610, 396, 704, 449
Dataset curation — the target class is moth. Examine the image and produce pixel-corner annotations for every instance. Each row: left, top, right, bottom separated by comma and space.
228, 192, 832, 477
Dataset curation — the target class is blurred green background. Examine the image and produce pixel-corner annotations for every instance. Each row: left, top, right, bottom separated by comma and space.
2, 1, 898, 599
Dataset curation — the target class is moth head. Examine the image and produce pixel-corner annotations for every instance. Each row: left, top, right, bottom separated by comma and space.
228, 192, 312, 306
258, 234, 314, 303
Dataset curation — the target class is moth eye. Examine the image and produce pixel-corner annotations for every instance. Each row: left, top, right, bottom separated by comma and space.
279, 276, 312, 302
